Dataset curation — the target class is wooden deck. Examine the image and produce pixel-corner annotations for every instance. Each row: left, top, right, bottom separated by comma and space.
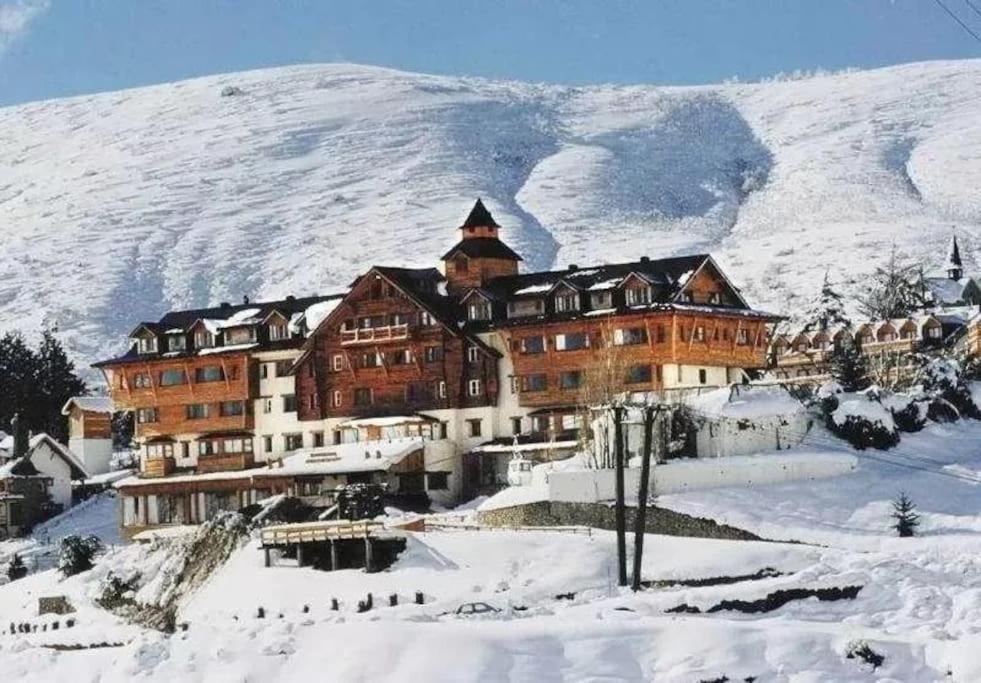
259, 519, 383, 548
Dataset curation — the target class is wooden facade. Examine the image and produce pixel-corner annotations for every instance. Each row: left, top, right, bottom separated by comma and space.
296, 268, 498, 421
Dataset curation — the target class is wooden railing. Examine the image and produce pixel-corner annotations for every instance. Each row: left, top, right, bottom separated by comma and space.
142, 457, 175, 478
196, 452, 256, 474
339, 324, 409, 345
260, 519, 383, 546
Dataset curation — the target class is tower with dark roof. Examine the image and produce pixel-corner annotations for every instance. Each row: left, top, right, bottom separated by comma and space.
946, 233, 963, 281
442, 199, 522, 295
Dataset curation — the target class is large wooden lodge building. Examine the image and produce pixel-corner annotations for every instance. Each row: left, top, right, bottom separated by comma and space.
96, 200, 778, 531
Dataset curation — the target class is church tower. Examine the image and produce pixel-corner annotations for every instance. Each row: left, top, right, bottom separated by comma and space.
441, 199, 522, 295
946, 233, 963, 281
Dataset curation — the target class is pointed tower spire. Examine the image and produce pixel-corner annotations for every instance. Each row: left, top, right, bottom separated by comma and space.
947, 232, 963, 281
442, 199, 522, 295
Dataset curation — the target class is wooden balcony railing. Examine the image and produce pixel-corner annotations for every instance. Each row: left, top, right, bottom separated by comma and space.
340, 324, 409, 345
196, 452, 256, 474
143, 457, 176, 479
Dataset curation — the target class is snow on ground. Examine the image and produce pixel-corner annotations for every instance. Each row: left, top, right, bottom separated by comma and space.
3, 60, 981, 365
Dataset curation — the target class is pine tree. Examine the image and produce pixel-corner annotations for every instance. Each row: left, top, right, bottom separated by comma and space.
858, 245, 927, 320
34, 328, 87, 443
801, 272, 851, 332
891, 492, 920, 537
829, 335, 871, 392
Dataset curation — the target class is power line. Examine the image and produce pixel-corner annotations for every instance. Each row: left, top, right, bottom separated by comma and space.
932, 0, 981, 44
965, 0, 981, 22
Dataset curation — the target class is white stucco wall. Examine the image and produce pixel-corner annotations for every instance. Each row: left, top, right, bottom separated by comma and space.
68, 437, 113, 475
28, 441, 75, 509
695, 413, 811, 458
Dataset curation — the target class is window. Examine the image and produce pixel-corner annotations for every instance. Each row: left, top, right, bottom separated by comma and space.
510, 417, 522, 435
226, 326, 257, 345
332, 390, 343, 407
159, 369, 187, 386
275, 360, 293, 377
332, 354, 343, 371
354, 388, 372, 406
439, 422, 448, 439
420, 311, 436, 326
195, 330, 215, 348
613, 327, 647, 346
518, 336, 545, 354
360, 352, 381, 369
261, 398, 273, 414
284, 433, 303, 451
555, 332, 589, 351
698, 368, 708, 385
626, 285, 652, 306
146, 442, 174, 459
260, 364, 269, 379
221, 437, 252, 454
427, 472, 449, 491
736, 329, 750, 345
507, 299, 545, 318
219, 400, 244, 417
554, 291, 580, 312
137, 336, 158, 354
626, 364, 652, 384
282, 394, 297, 412
590, 291, 613, 309
560, 371, 583, 389
679, 292, 694, 303
263, 436, 273, 453
136, 407, 158, 424
927, 326, 942, 339
693, 326, 705, 342
532, 415, 550, 433
186, 403, 210, 420
133, 373, 152, 388
467, 346, 482, 363
269, 323, 289, 341
520, 374, 548, 392
168, 335, 186, 352
312, 432, 325, 448
390, 348, 412, 365
424, 346, 442, 363
708, 292, 722, 304
437, 381, 447, 399
467, 419, 482, 437
195, 366, 224, 383
467, 379, 482, 397
468, 300, 491, 320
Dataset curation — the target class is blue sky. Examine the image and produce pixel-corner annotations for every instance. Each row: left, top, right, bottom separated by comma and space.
0, 0, 980, 106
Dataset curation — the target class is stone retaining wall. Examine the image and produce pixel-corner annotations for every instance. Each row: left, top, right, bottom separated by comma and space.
477, 501, 759, 541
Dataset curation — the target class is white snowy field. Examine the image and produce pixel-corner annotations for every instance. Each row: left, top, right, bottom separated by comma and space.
2, 422, 981, 679
2, 60, 981, 364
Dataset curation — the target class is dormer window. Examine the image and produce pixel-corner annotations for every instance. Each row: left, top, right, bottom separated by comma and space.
226, 326, 257, 345
679, 292, 694, 303
195, 330, 215, 348
269, 323, 289, 341
590, 291, 612, 309
167, 334, 186, 352
625, 285, 652, 306
507, 299, 544, 319
708, 292, 721, 305
137, 336, 158, 354
468, 300, 491, 321
554, 291, 580, 313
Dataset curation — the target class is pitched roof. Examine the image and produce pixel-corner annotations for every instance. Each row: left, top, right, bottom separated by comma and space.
61, 396, 114, 416
0, 434, 88, 481
460, 198, 499, 229
441, 237, 523, 262
947, 234, 963, 269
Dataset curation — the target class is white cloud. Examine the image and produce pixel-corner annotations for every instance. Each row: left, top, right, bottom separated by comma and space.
0, 0, 48, 57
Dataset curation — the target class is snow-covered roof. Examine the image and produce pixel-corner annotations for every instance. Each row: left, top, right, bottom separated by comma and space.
0, 433, 89, 480
301, 299, 342, 335
80, 469, 135, 486
513, 283, 553, 296
339, 415, 435, 428
925, 277, 970, 306
687, 385, 804, 420
469, 440, 579, 454
61, 396, 115, 416
198, 342, 258, 356
256, 437, 423, 477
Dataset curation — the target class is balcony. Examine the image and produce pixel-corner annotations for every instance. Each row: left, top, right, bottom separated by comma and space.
142, 457, 175, 479
196, 452, 256, 474
340, 324, 409, 345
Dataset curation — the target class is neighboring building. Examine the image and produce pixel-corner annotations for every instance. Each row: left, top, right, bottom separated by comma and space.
923, 235, 981, 308
100, 199, 779, 531
0, 425, 89, 538
62, 396, 115, 475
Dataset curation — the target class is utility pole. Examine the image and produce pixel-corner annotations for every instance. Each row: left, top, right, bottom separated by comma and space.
632, 405, 656, 591
613, 404, 627, 587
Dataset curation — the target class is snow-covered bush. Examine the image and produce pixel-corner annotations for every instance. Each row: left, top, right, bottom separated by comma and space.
5, 553, 27, 582
878, 391, 926, 433
220, 85, 244, 97
825, 391, 899, 450
845, 639, 884, 670
58, 535, 103, 577
916, 358, 981, 421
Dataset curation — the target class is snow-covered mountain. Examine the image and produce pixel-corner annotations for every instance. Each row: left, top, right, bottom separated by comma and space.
2, 60, 981, 366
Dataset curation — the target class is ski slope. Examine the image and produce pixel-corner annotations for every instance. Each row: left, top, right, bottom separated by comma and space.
1, 60, 980, 365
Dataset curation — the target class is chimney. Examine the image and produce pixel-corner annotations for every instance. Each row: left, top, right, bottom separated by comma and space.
220, 302, 231, 309
286, 295, 296, 302
568, 264, 579, 272
640, 256, 650, 263
11, 413, 27, 459
243, 295, 250, 305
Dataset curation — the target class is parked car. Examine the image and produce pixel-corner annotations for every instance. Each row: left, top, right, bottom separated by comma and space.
443, 602, 501, 617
